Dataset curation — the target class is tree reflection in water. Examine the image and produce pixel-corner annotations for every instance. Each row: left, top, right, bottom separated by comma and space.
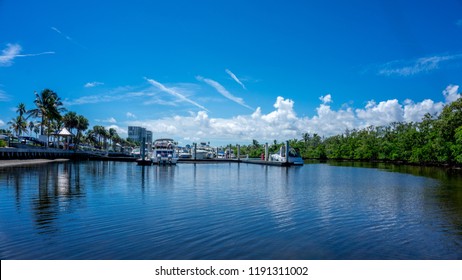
3, 163, 85, 234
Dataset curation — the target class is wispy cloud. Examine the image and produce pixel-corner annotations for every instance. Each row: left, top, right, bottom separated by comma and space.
378, 54, 462, 76
145, 77, 209, 112
64, 86, 141, 106
0, 89, 9, 101
0, 43, 54, 67
197, 76, 253, 110
225, 69, 246, 89
84, 81, 104, 88
95, 117, 117, 124
126, 112, 137, 119
51, 26, 87, 49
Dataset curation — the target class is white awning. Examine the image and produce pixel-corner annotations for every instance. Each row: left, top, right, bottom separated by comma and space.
57, 128, 73, 136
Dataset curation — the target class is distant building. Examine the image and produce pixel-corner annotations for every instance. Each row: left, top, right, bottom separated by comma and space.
128, 126, 146, 143
128, 126, 153, 145
146, 130, 153, 145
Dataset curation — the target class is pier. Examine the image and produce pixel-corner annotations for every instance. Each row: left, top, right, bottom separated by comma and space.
0, 141, 301, 167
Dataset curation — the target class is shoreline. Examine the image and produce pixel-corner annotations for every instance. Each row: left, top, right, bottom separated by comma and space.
303, 158, 462, 170
0, 158, 71, 168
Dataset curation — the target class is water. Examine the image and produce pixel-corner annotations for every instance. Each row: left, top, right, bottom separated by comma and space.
0, 161, 461, 259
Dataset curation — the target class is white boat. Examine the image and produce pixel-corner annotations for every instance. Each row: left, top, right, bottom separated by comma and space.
192, 149, 208, 159
178, 148, 191, 159
131, 147, 149, 158
191, 142, 215, 159
271, 146, 304, 165
152, 138, 178, 164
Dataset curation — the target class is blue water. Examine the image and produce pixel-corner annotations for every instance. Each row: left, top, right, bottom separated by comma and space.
0, 161, 461, 259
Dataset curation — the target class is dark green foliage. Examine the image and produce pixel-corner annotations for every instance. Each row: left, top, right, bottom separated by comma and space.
288, 98, 462, 166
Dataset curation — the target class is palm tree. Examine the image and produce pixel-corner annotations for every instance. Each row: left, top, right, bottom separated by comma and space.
33, 124, 40, 138
108, 127, 118, 149
100, 127, 110, 150
92, 125, 109, 149
75, 115, 89, 149
8, 116, 27, 137
63, 111, 79, 134
28, 121, 35, 136
85, 129, 97, 147
28, 89, 66, 144
16, 103, 27, 119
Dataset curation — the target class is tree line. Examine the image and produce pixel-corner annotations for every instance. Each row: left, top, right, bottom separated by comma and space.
238, 97, 462, 166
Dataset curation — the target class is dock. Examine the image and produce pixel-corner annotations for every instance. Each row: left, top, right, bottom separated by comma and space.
0, 139, 301, 167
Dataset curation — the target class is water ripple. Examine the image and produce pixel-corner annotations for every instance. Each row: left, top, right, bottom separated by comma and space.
1, 162, 462, 259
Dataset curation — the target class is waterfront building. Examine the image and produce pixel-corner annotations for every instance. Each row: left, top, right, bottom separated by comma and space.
128, 126, 146, 144
146, 130, 153, 145
128, 126, 153, 146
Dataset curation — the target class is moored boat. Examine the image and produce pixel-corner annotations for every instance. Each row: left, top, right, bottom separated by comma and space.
270, 146, 304, 165
152, 138, 178, 164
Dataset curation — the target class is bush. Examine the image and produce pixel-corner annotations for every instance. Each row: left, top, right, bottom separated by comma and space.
0, 140, 7, 147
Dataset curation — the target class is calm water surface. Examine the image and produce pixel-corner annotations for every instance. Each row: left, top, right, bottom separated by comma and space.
1, 161, 461, 259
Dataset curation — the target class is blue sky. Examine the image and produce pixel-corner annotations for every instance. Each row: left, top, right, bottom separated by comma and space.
1, 0, 462, 145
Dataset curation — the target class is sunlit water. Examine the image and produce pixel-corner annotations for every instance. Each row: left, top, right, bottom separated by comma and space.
0, 161, 461, 259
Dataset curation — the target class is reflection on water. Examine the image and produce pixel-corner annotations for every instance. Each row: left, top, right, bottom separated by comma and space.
0, 161, 461, 259
324, 160, 462, 235
0, 163, 85, 235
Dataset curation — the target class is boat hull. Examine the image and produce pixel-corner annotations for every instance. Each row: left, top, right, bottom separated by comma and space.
152, 157, 178, 165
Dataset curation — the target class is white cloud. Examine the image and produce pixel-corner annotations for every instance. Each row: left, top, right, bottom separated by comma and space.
0, 44, 21, 66
308, 103, 356, 136
403, 99, 443, 122
145, 77, 209, 111
261, 96, 297, 123
225, 69, 246, 89
356, 99, 404, 126
84, 81, 104, 88
126, 85, 460, 145
126, 112, 137, 119
106, 125, 127, 135
197, 76, 253, 110
443, 84, 461, 103
0, 119, 5, 127
378, 54, 462, 76
0, 43, 54, 67
319, 94, 332, 104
